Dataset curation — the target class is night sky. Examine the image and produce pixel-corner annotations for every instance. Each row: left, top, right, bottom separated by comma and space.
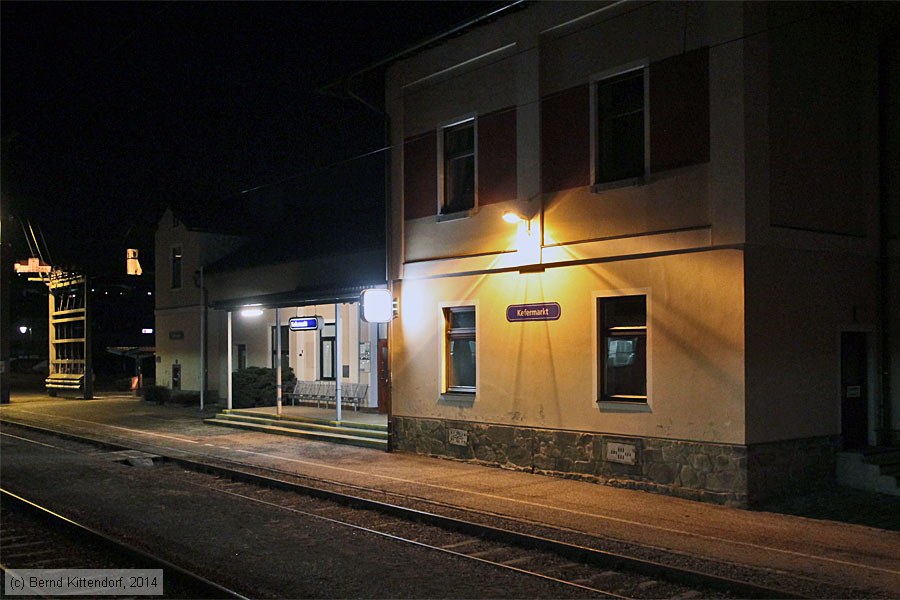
1, 1, 503, 276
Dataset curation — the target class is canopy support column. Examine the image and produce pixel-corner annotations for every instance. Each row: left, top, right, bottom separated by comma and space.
335, 303, 342, 422
275, 307, 283, 417
227, 310, 233, 410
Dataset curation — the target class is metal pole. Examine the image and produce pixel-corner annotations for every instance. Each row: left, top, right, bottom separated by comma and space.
335, 303, 342, 422
199, 266, 205, 411
83, 277, 93, 399
227, 310, 233, 410
275, 307, 282, 418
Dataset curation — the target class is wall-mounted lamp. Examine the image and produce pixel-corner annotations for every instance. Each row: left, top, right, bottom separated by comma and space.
502, 211, 541, 270
504, 211, 533, 232
18, 325, 29, 334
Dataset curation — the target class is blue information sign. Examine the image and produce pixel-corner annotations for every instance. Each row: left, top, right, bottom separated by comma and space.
506, 302, 561, 322
289, 316, 321, 331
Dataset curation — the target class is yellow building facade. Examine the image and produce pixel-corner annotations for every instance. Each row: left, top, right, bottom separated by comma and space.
386, 1, 900, 505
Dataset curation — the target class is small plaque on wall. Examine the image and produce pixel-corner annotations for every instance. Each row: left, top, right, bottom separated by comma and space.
448, 428, 468, 446
606, 442, 637, 465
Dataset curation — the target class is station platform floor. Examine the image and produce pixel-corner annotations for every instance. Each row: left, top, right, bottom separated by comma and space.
1, 392, 899, 597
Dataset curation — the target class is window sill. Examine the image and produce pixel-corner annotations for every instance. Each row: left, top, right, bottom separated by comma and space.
436, 208, 475, 223
439, 391, 475, 407
591, 175, 645, 194
597, 400, 650, 413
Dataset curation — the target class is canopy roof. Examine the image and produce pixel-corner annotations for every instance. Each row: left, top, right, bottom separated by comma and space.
211, 284, 385, 312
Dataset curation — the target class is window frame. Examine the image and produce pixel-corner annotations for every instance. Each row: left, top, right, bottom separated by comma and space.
440, 303, 477, 396
593, 290, 652, 412
590, 60, 650, 191
170, 245, 183, 290
436, 115, 478, 220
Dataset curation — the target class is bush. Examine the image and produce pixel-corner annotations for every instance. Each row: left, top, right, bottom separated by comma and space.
232, 366, 295, 409
143, 385, 171, 405
170, 390, 219, 406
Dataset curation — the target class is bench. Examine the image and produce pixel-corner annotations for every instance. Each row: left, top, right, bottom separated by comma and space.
285, 380, 369, 411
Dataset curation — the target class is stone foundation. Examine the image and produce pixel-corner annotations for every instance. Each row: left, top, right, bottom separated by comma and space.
392, 416, 839, 507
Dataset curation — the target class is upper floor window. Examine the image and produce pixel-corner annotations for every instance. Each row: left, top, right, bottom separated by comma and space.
440, 119, 476, 215
597, 295, 647, 403
171, 246, 183, 289
445, 306, 476, 393
595, 68, 646, 186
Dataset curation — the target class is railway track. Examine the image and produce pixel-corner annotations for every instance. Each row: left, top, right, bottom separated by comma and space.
171, 464, 779, 599
0, 421, 819, 599
0, 489, 248, 599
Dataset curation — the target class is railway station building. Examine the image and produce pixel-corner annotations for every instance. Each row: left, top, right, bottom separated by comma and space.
384, 1, 900, 506
153, 206, 389, 414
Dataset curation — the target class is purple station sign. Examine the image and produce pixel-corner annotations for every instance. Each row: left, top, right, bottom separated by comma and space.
506, 302, 561, 322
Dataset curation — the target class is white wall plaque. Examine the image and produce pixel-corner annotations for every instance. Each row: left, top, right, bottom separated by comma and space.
606, 442, 637, 465
448, 428, 468, 446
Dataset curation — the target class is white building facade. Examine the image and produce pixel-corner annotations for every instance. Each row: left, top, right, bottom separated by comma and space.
154, 208, 387, 412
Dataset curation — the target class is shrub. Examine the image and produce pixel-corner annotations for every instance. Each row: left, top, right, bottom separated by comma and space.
170, 390, 219, 406
170, 391, 200, 405
143, 385, 171, 405
232, 366, 295, 409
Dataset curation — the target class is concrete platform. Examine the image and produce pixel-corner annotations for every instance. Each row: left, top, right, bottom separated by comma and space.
1, 392, 899, 597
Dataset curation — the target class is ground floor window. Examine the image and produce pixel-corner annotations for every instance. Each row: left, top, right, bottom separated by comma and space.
598, 295, 646, 402
445, 306, 476, 393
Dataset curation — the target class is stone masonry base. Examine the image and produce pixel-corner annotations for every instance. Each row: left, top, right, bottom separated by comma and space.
392, 416, 840, 507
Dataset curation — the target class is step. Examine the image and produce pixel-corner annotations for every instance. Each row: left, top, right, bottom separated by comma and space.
203, 417, 388, 450
880, 464, 900, 477
836, 451, 900, 496
213, 413, 387, 440
222, 409, 387, 433
861, 449, 900, 467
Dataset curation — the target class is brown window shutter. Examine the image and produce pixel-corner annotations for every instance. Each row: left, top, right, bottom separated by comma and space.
541, 84, 590, 193
649, 47, 710, 172
478, 107, 517, 206
403, 130, 437, 220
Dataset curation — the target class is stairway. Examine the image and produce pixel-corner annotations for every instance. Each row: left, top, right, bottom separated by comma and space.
204, 409, 388, 450
836, 447, 900, 496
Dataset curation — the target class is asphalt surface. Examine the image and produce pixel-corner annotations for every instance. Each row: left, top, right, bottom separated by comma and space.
1, 391, 899, 598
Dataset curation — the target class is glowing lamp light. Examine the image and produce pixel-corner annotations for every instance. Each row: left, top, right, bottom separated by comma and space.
240, 305, 264, 318
502, 210, 540, 267
126, 248, 143, 276
19, 326, 29, 334
361, 288, 394, 323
